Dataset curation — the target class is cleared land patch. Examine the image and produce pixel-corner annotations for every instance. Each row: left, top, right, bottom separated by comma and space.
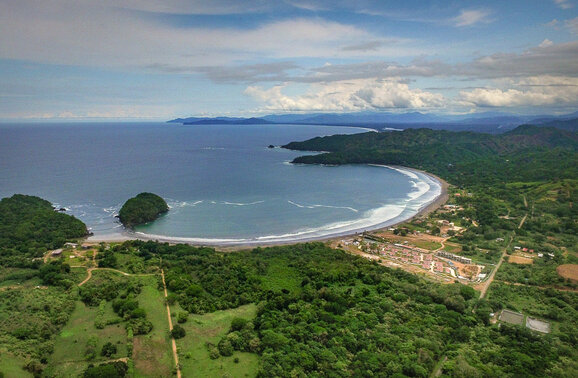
508, 255, 534, 265
526, 317, 551, 333
557, 264, 578, 282
499, 309, 524, 326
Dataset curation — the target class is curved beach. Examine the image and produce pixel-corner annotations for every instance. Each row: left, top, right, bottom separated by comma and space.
88, 165, 448, 247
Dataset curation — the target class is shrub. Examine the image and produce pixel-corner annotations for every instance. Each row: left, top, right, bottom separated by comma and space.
171, 324, 186, 339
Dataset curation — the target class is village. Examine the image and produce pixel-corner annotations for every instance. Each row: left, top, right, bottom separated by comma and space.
335, 234, 486, 284
330, 200, 491, 284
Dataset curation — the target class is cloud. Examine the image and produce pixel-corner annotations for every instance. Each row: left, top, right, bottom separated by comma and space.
554, 0, 573, 9
566, 17, 578, 33
539, 39, 554, 48
546, 19, 560, 27
460, 76, 578, 108
196, 62, 302, 83
0, 1, 411, 69
462, 40, 578, 78
245, 79, 445, 111
452, 9, 492, 27
342, 41, 384, 52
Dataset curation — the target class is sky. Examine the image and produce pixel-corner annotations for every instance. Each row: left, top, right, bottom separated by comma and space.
1, 0, 578, 121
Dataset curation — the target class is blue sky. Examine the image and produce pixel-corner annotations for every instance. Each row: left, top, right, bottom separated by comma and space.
0, 0, 577, 121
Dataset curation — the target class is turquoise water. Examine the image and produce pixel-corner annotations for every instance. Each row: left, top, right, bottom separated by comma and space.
0, 122, 440, 244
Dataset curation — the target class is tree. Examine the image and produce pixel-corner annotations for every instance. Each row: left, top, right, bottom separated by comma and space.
171, 324, 186, 339
101, 342, 117, 357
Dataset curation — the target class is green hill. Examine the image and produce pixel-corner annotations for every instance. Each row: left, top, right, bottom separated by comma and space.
118, 192, 169, 227
0, 194, 88, 264
283, 125, 578, 187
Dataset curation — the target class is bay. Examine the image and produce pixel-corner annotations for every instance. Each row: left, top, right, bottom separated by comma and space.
0, 122, 441, 244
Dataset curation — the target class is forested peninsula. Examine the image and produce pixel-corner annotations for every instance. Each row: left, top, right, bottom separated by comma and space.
283, 125, 578, 187
118, 192, 168, 228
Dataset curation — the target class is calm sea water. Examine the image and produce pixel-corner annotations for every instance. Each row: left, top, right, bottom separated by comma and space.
0, 122, 440, 244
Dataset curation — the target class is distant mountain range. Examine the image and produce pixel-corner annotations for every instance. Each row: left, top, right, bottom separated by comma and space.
168, 111, 578, 133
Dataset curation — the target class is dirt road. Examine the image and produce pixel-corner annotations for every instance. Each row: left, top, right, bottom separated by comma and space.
161, 269, 181, 378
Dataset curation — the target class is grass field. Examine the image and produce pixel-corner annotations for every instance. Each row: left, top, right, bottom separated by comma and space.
0, 353, 32, 377
176, 304, 259, 378
443, 242, 462, 253
46, 300, 127, 377
132, 275, 174, 377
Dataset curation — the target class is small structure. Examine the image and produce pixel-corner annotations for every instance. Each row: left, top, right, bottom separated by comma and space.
51, 249, 63, 256
64, 242, 77, 248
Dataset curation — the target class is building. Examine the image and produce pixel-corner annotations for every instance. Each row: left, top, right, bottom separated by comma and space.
436, 251, 472, 265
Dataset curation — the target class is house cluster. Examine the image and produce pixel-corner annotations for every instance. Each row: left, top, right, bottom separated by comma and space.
513, 246, 553, 258
376, 243, 454, 276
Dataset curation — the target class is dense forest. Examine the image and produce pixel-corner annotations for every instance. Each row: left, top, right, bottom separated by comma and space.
105, 240, 578, 377
118, 192, 169, 227
0, 194, 87, 267
283, 125, 578, 187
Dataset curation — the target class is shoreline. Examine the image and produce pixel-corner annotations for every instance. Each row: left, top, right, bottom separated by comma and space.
86, 167, 449, 249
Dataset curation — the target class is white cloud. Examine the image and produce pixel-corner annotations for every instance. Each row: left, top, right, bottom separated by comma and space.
452, 9, 492, 27
460, 76, 578, 108
245, 79, 445, 111
554, 0, 573, 10
539, 39, 554, 48
0, 1, 414, 70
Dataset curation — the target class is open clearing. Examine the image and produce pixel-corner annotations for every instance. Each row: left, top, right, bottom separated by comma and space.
499, 309, 524, 326
176, 303, 259, 378
508, 255, 533, 265
132, 276, 174, 377
46, 300, 127, 377
0, 353, 32, 377
526, 317, 551, 333
557, 264, 578, 282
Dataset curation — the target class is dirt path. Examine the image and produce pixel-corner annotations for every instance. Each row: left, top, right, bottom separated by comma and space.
77, 267, 157, 287
479, 235, 513, 299
518, 213, 527, 229
78, 268, 94, 287
434, 237, 451, 252
523, 195, 528, 208
161, 268, 181, 378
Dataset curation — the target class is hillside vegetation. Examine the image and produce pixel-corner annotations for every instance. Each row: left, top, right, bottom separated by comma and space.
284, 125, 578, 187
118, 192, 168, 227
0, 194, 87, 266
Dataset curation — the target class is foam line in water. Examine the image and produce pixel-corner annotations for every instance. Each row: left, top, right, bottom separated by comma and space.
287, 200, 358, 213
221, 200, 265, 206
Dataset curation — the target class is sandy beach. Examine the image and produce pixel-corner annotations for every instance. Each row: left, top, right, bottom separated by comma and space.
86, 167, 450, 249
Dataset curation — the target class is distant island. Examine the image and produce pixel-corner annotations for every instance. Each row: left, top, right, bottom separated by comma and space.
183, 117, 274, 125
118, 192, 169, 227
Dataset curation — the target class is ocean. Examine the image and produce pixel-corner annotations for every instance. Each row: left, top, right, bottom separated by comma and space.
0, 122, 441, 245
